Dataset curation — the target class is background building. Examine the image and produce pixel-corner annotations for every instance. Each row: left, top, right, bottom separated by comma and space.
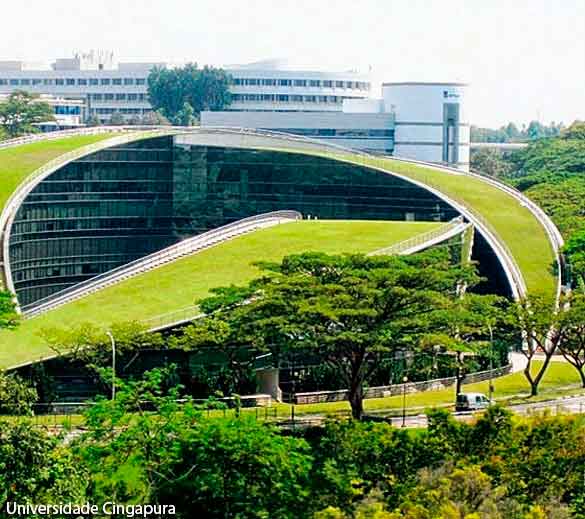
0, 53, 469, 169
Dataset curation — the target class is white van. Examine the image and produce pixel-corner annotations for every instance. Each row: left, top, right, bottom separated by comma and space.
455, 392, 491, 412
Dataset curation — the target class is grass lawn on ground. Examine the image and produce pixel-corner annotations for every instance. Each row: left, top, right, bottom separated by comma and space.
267, 360, 583, 417
12, 360, 584, 429
0, 220, 443, 369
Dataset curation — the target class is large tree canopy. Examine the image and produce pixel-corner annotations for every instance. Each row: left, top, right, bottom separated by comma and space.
0, 90, 55, 138
185, 250, 500, 419
147, 63, 231, 124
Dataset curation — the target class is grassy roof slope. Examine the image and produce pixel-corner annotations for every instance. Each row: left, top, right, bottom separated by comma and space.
0, 220, 441, 368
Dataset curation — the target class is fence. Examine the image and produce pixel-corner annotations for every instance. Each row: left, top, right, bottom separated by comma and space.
293, 364, 513, 405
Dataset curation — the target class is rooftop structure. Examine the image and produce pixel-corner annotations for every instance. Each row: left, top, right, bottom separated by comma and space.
0, 128, 562, 368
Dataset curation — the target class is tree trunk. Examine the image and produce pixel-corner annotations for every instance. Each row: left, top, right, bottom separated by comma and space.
578, 366, 585, 388
348, 381, 364, 420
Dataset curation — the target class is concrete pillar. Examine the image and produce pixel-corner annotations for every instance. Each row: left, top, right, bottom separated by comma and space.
256, 368, 282, 402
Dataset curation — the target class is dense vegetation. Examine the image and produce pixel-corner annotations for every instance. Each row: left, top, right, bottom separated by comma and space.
470, 120, 563, 143
2, 368, 584, 519
147, 63, 232, 124
470, 120, 585, 284
0, 90, 55, 138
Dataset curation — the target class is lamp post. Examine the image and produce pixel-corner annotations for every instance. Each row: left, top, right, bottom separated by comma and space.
401, 375, 408, 428
106, 331, 116, 400
488, 322, 494, 403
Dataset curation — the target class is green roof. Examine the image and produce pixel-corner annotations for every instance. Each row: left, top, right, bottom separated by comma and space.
0, 220, 441, 368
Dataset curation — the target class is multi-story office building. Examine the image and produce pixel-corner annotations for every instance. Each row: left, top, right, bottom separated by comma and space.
0, 54, 371, 121
0, 53, 469, 169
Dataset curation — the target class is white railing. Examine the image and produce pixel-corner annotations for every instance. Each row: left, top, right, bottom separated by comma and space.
22, 210, 301, 319
368, 217, 469, 256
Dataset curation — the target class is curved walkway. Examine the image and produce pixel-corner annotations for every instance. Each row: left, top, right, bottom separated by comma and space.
22, 210, 301, 319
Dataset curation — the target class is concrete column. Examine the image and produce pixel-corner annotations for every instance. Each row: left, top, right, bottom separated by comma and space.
256, 368, 282, 402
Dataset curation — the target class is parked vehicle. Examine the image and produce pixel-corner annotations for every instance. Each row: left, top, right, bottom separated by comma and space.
455, 392, 491, 412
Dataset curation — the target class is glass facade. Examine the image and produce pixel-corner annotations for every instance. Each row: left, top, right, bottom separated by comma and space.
10, 138, 458, 306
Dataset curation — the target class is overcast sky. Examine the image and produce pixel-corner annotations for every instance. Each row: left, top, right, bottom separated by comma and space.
3, 0, 584, 127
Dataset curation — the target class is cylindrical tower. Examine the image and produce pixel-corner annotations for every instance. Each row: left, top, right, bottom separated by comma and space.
382, 82, 469, 171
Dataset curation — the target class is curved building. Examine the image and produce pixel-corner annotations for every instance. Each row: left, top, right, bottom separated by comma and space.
0, 127, 562, 366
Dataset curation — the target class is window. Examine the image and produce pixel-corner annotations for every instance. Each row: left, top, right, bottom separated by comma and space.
323, 80, 333, 87
43, 78, 54, 85
277, 95, 289, 101
32, 79, 42, 85
66, 78, 75, 85
55, 78, 65, 85
92, 94, 103, 100
278, 79, 292, 86
290, 95, 303, 102
262, 79, 276, 86
135, 78, 146, 85
112, 78, 122, 85
9, 79, 19, 85
138, 93, 146, 101
294, 79, 307, 87
318, 96, 328, 102
304, 95, 316, 102
104, 93, 114, 100
78, 78, 87, 85
115, 93, 126, 100
89, 78, 99, 85
124, 78, 134, 85
0, 79, 7, 85
101, 78, 110, 85
309, 80, 320, 87
335, 81, 344, 88
233, 78, 242, 85
128, 93, 138, 101
20, 79, 30, 85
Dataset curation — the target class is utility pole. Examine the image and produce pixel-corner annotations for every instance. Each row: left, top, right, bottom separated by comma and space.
401, 375, 408, 428
488, 322, 494, 403
106, 331, 116, 400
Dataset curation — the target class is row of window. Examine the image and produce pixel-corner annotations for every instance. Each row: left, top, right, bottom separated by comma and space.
90, 93, 148, 101
54, 106, 81, 115
275, 128, 394, 138
231, 94, 356, 103
233, 78, 369, 89
0, 77, 147, 87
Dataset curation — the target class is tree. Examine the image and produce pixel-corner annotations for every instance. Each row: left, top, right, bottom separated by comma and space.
195, 251, 478, 420
0, 373, 38, 415
561, 120, 585, 140
0, 90, 55, 137
41, 321, 164, 374
85, 114, 101, 126
505, 295, 563, 396
0, 290, 18, 330
421, 293, 505, 395
141, 109, 171, 126
470, 148, 513, 178
174, 101, 196, 126
147, 63, 231, 121
0, 420, 85, 509
564, 230, 585, 288
108, 112, 125, 125
79, 366, 312, 519
557, 293, 585, 387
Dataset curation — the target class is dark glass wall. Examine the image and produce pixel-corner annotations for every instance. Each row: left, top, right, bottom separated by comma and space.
10, 139, 459, 307
10, 137, 176, 306
172, 145, 458, 236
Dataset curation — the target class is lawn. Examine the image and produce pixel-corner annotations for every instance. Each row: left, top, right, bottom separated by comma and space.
271, 360, 582, 417
0, 219, 442, 369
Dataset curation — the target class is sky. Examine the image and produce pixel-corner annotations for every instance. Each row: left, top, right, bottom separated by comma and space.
2, 0, 584, 128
